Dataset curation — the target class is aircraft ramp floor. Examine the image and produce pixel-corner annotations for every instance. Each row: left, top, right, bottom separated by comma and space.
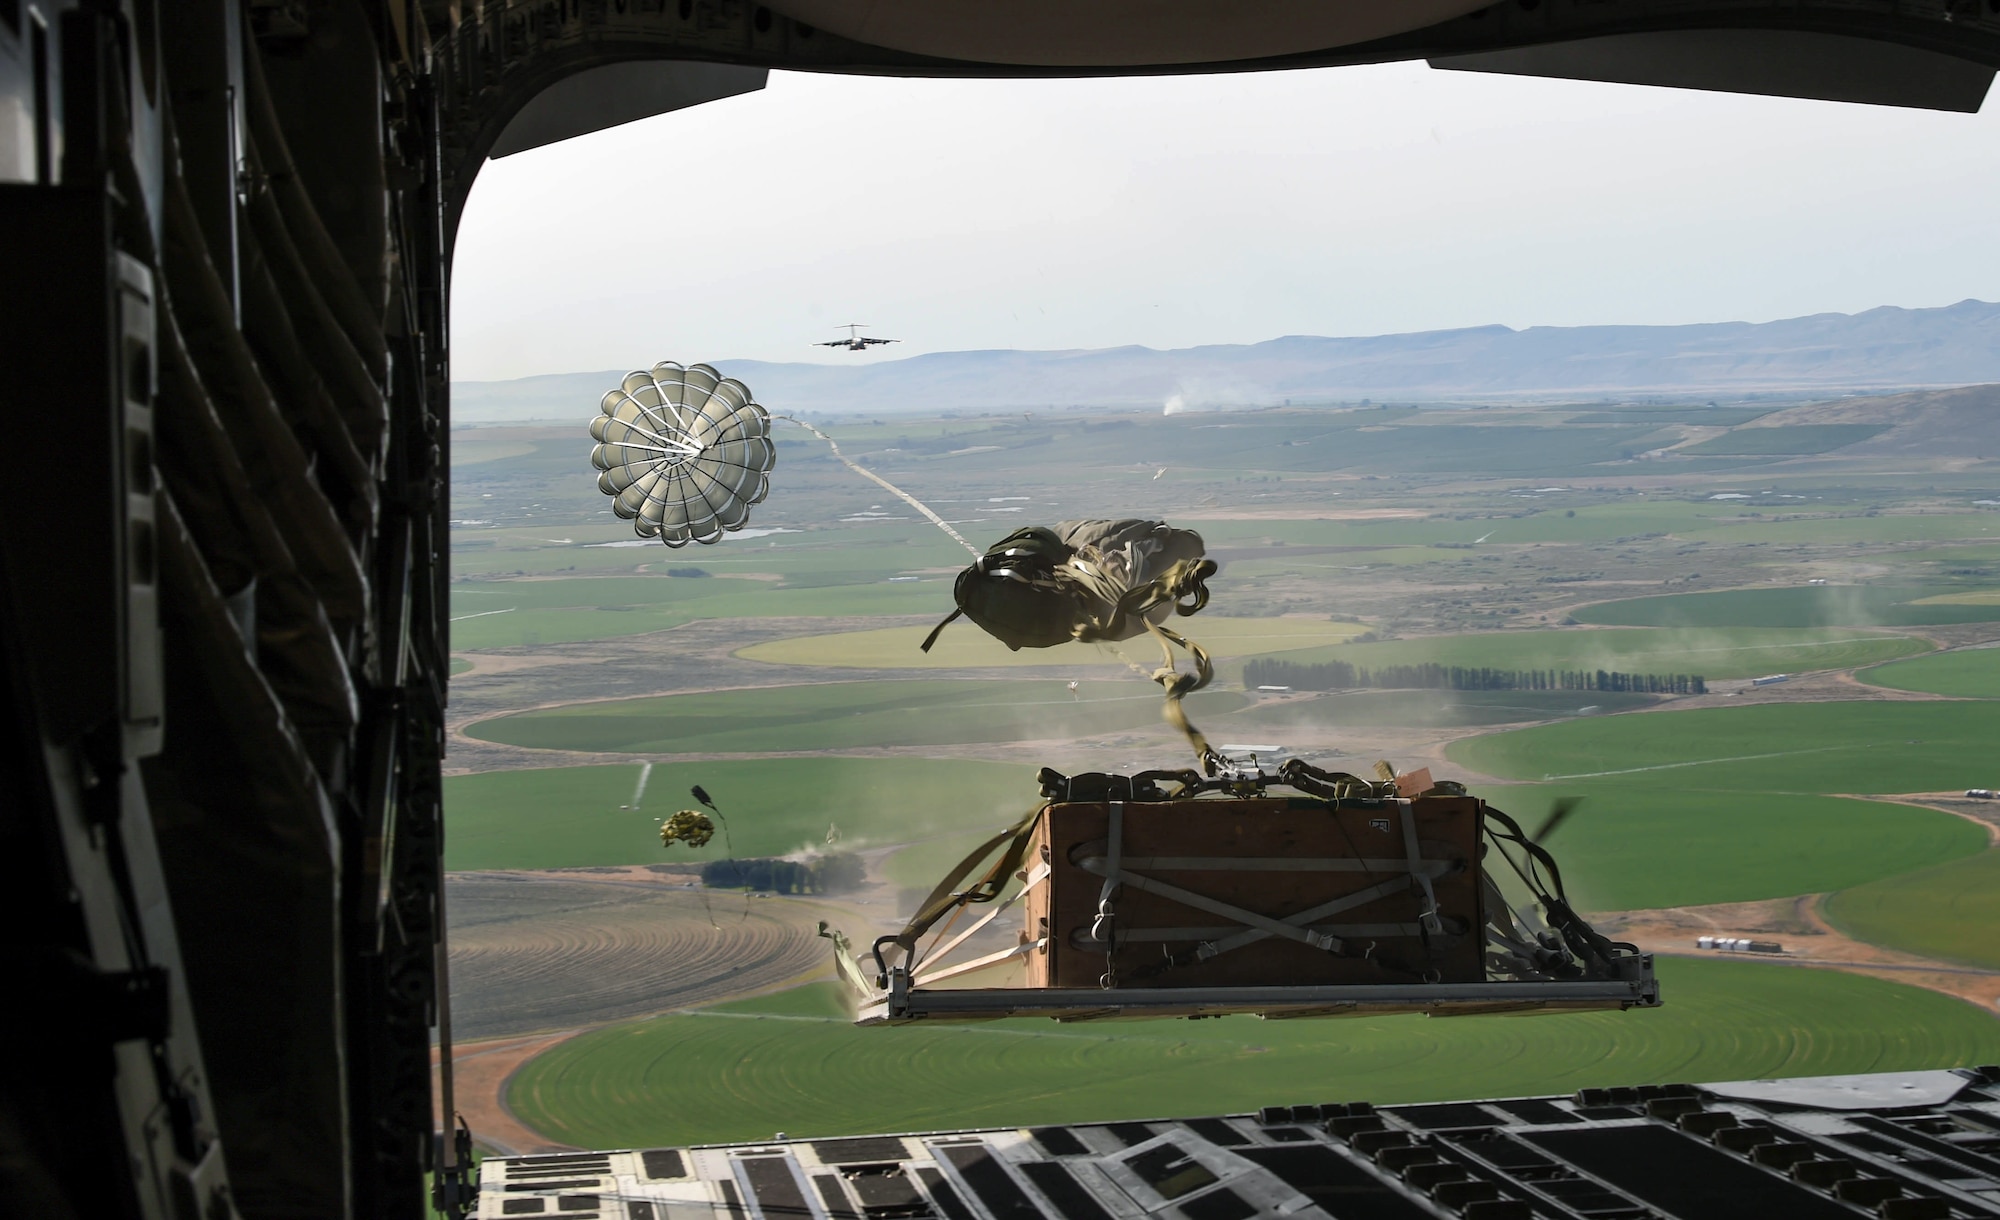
473, 1066, 2000, 1219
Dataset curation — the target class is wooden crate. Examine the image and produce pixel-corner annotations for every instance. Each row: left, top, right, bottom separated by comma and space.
1022, 795, 1484, 989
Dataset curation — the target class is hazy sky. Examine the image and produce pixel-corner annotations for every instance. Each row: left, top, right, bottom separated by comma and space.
451, 62, 2000, 382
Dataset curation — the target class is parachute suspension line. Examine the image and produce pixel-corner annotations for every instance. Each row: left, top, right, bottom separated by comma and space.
775, 416, 982, 558
1099, 633, 1216, 770
1078, 556, 1222, 771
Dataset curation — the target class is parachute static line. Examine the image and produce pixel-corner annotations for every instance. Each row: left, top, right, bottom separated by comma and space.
664, 787, 748, 928
773, 416, 980, 558
690, 784, 731, 854
659, 809, 722, 930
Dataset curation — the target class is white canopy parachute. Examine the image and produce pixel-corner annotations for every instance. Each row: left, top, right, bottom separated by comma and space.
589, 362, 777, 546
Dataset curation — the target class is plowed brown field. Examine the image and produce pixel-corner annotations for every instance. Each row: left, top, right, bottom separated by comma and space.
448, 870, 830, 1041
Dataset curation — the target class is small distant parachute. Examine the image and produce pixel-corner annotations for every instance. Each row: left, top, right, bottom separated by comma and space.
590, 362, 777, 547
660, 810, 716, 849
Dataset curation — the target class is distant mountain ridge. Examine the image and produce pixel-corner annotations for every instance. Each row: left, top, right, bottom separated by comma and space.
454, 299, 2000, 420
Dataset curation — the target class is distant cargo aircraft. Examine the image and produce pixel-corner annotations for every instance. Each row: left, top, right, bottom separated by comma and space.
819, 323, 899, 351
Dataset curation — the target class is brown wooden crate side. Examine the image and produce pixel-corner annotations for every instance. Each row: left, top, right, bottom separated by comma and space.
1035, 797, 1483, 989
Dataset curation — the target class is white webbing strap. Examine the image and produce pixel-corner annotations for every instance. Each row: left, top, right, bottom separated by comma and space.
1400, 800, 1445, 936
1090, 801, 1125, 988
910, 937, 1049, 987
911, 861, 1051, 982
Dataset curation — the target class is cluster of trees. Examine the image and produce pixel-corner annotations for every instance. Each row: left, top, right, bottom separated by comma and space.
1244, 658, 1705, 695
701, 853, 865, 894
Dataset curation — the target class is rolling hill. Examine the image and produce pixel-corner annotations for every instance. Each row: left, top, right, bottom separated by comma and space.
453, 298, 2000, 419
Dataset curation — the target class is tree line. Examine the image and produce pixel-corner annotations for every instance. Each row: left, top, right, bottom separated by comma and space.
1244, 658, 1705, 695
701, 853, 865, 894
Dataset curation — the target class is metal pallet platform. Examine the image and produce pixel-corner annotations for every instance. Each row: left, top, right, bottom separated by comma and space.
858, 976, 1661, 1024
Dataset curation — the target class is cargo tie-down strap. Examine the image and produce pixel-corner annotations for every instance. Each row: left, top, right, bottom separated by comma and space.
822, 802, 1050, 996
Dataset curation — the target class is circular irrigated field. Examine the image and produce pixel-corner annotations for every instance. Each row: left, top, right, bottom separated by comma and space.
1861, 646, 2000, 699
1448, 700, 2000, 794
466, 680, 1246, 755
1575, 586, 2000, 629
507, 958, 2000, 1149
1249, 627, 1929, 679
447, 873, 830, 1040
1825, 848, 2000, 971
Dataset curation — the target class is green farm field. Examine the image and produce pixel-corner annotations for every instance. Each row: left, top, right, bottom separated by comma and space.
1676, 513, 2000, 546
449, 577, 954, 649
1577, 586, 2000, 629
451, 525, 973, 579
1897, 542, 2000, 570
1449, 700, 2000, 793
450, 489, 1967, 590
1237, 626, 1928, 680
1825, 849, 2000, 971
880, 828, 1001, 890
444, 406, 2000, 1145
737, 616, 1370, 669
1187, 502, 1739, 548
1861, 645, 2000, 698
443, 735, 1983, 909
1475, 785, 1985, 912
1223, 689, 1659, 732
442, 757, 1040, 871
466, 679, 1249, 754
1217, 546, 1456, 577
1677, 424, 1887, 455
454, 529, 975, 588
1913, 589, 2000, 604
507, 960, 2000, 1149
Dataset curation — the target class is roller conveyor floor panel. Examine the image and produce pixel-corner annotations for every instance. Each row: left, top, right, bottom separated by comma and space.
474, 1066, 2000, 1219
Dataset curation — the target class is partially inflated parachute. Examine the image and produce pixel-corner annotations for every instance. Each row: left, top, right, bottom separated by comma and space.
921, 519, 1214, 654
922, 519, 1222, 766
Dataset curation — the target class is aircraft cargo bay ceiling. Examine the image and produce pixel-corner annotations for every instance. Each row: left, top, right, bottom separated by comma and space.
441, 1, 2000, 224
1, 3, 1998, 1220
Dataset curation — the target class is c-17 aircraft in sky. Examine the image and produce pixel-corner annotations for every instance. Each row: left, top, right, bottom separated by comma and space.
818, 323, 899, 351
